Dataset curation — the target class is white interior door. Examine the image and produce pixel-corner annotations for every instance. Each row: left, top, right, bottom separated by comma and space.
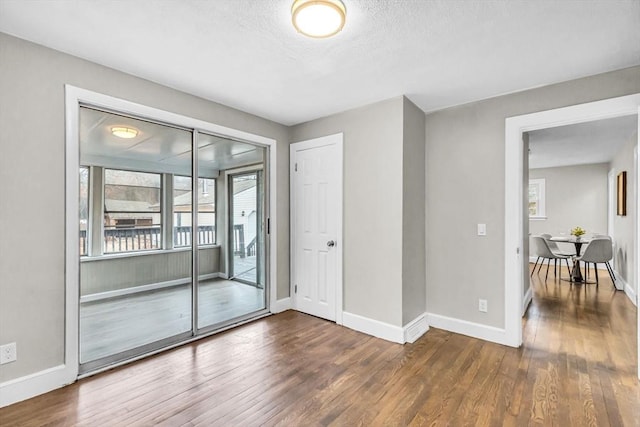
291, 134, 343, 322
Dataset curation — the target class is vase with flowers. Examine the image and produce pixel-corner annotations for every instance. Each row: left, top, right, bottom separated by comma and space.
570, 226, 586, 241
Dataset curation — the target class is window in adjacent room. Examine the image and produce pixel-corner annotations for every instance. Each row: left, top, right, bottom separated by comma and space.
79, 166, 89, 256
529, 178, 546, 219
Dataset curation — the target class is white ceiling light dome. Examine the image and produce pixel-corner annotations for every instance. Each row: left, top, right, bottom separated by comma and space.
111, 126, 139, 139
291, 0, 346, 38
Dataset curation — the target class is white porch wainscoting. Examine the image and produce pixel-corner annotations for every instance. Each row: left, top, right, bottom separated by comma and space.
79, 273, 222, 303
271, 298, 292, 313
426, 313, 510, 346
0, 365, 72, 408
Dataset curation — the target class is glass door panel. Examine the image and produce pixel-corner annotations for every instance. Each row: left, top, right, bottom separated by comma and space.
197, 134, 267, 329
231, 172, 261, 285
79, 107, 193, 372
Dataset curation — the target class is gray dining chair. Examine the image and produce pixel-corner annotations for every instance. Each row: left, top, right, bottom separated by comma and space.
531, 235, 572, 280
578, 236, 615, 285
540, 233, 573, 257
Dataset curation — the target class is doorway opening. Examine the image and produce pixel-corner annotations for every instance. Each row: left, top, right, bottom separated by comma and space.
505, 93, 640, 377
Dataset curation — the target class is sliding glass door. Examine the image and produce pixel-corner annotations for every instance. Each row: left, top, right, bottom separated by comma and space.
79, 107, 193, 372
78, 107, 269, 373
197, 136, 267, 330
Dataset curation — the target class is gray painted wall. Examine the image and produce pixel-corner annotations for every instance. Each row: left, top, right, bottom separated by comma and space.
611, 132, 637, 293
402, 98, 427, 325
529, 163, 609, 255
0, 33, 289, 382
425, 66, 640, 328
289, 96, 427, 327
290, 97, 405, 326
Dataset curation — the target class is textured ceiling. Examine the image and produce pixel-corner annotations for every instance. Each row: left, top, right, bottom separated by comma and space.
1, 0, 639, 125
528, 115, 638, 169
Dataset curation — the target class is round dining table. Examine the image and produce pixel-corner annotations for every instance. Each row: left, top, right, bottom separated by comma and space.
550, 236, 592, 283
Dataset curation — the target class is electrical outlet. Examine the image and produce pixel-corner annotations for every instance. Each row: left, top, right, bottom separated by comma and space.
0, 342, 17, 364
478, 299, 488, 313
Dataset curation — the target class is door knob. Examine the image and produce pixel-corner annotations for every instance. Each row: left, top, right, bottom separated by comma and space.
327, 240, 336, 247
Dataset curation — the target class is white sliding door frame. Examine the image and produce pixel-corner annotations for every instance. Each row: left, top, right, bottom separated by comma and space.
64, 86, 277, 380
504, 93, 640, 372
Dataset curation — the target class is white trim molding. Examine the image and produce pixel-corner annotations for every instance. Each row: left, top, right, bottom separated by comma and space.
342, 312, 405, 344
427, 313, 510, 346
271, 298, 292, 313
404, 313, 430, 344
504, 93, 640, 349
615, 272, 637, 307
0, 365, 70, 407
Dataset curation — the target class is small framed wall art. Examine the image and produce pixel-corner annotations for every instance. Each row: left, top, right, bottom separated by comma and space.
617, 171, 627, 216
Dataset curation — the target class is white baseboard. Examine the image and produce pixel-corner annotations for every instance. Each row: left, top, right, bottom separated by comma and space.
427, 312, 510, 346
614, 272, 637, 306
403, 313, 429, 343
614, 272, 625, 292
271, 297, 292, 313
342, 311, 404, 344
80, 273, 222, 302
523, 286, 532, 315
0, 364, 75, 408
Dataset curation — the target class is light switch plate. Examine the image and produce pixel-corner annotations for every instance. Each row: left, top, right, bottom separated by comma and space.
477, 223, 487, 236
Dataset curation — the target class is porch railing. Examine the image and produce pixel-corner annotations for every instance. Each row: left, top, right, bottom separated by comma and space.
79, 225, 216, 255
173, 225, 216, 247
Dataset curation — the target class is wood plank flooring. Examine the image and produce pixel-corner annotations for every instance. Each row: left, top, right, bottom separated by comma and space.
1, 266, 638, 426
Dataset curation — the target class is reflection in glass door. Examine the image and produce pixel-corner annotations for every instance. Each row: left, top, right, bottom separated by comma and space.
230, 172, 263, 287
197, 134, 267, 330
78, 107, 193, 373
77, 105, 270, 373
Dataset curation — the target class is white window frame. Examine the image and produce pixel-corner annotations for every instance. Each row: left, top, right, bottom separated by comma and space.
528, 178, 546, 220
103, 168, 164, 254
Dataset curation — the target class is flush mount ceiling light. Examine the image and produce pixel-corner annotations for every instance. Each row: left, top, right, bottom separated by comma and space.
111, 126, 139, 139
291, 0, 346, 38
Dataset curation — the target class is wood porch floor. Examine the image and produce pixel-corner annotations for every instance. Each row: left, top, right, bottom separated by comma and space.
1, 265, 638, 426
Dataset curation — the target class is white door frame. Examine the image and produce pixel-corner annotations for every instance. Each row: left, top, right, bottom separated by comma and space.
635, 122, 639, 379
290, 133, 344, 325
608, 169, 616, 238
504, 93, 640, 350
64, 86, 278, 380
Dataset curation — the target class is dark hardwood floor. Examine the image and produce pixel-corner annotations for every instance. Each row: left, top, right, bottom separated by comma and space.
1, 265, 638, 426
